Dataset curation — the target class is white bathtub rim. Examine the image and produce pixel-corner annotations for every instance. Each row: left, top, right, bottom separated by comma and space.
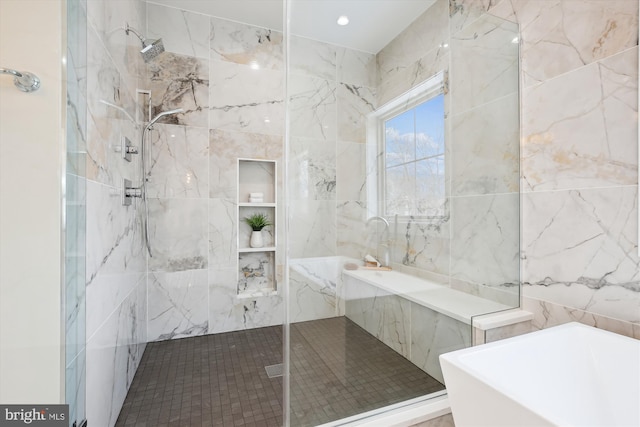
440, 322, 640, 427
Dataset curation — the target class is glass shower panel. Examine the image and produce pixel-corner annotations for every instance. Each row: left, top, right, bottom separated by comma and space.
65, 0, 88, 425
286, 0, 520, 425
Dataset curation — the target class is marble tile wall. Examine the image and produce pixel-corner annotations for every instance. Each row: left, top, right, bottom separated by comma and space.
84, 0, 148, 426
343, 274, 471, 383
144, 3, 288, 340
66, 0, 88, 424
488, 0, 640, 331
373, 0, 521, 309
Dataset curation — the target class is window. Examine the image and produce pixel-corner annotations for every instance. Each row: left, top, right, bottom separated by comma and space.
379, 77, 446, 218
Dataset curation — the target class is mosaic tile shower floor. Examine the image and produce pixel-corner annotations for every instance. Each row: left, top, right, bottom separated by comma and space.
115, 317, 444, 426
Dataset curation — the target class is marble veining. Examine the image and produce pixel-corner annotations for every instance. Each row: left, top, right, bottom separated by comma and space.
337, 83, 376, 144
290, 36, 337, 80
289, 137, 336, 200
522, 47, 638, 192
147, 52, 209, 127
522, 187, 639, 323
147, 124, 209, 198
450, 12, 519, 113
147, 269, 209, 341
147, 198, 208, 273
148, 3, 210, 59
211, 17, 283, 70
209, 60, 284, 135
288, 75, 337, 140
513, 0, 639, 87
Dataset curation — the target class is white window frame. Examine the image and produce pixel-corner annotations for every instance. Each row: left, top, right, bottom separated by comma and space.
366, 71, 446, 222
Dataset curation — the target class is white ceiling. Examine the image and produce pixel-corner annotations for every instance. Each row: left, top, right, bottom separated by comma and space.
147, 0, 436, 53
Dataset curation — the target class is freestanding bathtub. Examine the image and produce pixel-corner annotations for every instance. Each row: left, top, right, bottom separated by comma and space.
440, 322, 640, 427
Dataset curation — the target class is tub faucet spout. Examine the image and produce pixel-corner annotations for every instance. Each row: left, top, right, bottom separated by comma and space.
366, 216, 391, 266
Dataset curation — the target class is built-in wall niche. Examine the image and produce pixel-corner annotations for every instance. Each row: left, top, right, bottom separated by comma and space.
237, 159, 277, 298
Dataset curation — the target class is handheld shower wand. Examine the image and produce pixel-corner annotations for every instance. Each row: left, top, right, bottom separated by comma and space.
140, 108, 184, 257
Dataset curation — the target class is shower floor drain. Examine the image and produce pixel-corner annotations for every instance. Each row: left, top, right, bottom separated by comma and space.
265, 363, 283, 378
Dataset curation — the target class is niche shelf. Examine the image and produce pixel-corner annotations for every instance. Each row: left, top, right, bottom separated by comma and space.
237, 158, 277, 299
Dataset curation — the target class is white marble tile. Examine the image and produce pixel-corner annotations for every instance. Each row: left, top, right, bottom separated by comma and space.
523, 296, 640, 340
86, 273, 141, 340
336, 142, 366, 201
337, 47, 376, 88
344, 275, 411, 358
147, 198, 208, 272
135, 275, 147, 361
484, 320, 533, 343
522, 48, 638, 192
337, 83, 376, 144
451, 92, 520, 196
86, 114, 140, 189
86, 180, 146, 282
289, 200, 337, 258
238, 252, 276, 295
86, 0, 144, 100
392, 215, 451, 277
377, 0, 449, 84
450, 193, 520, 291
147, 52, 209, 127
522, 187, 639, 324
487, 0, 517, 23
210, 17, 283, 70
147, 269, 209, 341
289, 259, 340, 323
336, 201, 369, 260
289, 137, 336, 200
209, 198, 237, 269
147, 3, 210, 59
86, 290, 141, 427
209, 129, 283, 199
376, 44, 450, 107
514, 0, 638, 87
450, 12, 519, 113
209, 60, 284, 135
209, 268, 284, 334
290, 36, 337, 80
410, 302, 471, 383
146, 124, 209, 198
66, 348, 86, 427
289, 75, 337, 140
449, 0, 501, 34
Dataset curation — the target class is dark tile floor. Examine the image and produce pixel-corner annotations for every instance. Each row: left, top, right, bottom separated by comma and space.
115, 317, 444, 427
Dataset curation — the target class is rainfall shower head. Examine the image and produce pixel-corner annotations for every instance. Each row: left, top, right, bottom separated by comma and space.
145, 108, 184, 131
140, 39, 165, 63
125, 23, 165, 63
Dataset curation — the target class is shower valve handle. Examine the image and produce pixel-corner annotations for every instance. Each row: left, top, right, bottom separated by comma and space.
122, 178, 142, 206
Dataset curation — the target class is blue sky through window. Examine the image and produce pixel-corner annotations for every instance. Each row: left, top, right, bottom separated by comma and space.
384, 93, 445, 217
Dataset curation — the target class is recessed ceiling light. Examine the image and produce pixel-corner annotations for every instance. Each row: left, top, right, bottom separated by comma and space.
337, 15, 349, 26
249, 60, 260, 70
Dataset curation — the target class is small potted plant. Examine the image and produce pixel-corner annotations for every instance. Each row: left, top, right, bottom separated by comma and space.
244, 212, 272, 248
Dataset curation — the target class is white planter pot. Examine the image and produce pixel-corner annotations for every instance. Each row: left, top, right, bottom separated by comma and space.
250, 230, 264, 248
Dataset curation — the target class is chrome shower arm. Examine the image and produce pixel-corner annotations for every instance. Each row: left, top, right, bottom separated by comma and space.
124, 23, 147, 47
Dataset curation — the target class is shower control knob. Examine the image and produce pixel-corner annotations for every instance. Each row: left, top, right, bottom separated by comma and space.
122, 178, 143, 206
120, 136, 139, 162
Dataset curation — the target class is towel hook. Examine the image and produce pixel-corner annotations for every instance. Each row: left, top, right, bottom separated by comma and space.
0, 68, 40, 92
